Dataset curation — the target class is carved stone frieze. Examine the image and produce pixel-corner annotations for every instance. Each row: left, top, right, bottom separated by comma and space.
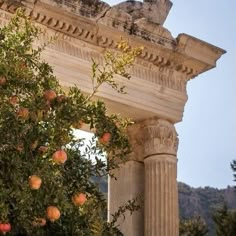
130, 65, 188, 92
35, 22, 188, 91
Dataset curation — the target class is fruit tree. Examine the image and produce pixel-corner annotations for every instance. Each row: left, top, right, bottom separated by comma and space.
0, 11, 142, 235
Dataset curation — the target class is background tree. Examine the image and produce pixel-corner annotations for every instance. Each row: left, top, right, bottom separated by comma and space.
0, 11, 142, 235
213, 204, 236, 236
231, 160, 236, 183
179, 216, 208, 236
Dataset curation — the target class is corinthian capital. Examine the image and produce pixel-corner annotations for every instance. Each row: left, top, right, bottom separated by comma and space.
127, 118, 178, 162
142, 118, 178, 157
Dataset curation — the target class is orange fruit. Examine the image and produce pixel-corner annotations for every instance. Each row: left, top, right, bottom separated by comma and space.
72, 193, 87, 206
46, 206, 60, 222
52, 150, 67, 164
29, 175, 42, 190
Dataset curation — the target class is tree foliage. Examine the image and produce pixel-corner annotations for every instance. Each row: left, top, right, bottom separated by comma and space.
213, 204, 236, 236
0, 11, 142, 235
231, 159, 236, 183
179, 216, 208, 236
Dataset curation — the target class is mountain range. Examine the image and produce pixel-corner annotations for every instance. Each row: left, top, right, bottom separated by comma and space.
179, 182, 236, 235
94, 176, 236, 235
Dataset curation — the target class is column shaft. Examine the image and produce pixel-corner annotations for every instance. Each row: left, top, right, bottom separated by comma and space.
108, 160, 144, 236
144, 155, 179, 236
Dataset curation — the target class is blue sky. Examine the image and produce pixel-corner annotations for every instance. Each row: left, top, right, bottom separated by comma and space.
163, 0, 236, 188
83, 0, 236, 188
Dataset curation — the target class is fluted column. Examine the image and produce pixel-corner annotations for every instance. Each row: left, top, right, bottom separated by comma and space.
143, 118, 179, 236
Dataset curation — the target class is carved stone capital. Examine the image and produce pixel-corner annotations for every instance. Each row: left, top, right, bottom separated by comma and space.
127, 118, 178, 162
142, 118, 178, 158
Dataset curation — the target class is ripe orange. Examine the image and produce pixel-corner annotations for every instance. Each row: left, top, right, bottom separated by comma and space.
46, 206, 60, 222
72, 193, 87, 206
52, 150, 67, 164
0, 223, 11, 233
29, 175, 42, 190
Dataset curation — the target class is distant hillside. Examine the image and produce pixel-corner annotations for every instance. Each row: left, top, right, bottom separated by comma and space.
93, 177, 236, 235
179, 182, 236, 235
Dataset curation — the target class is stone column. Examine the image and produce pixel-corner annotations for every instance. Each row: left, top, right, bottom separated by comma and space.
108, 124, 144, 236
143, 118, 179, 236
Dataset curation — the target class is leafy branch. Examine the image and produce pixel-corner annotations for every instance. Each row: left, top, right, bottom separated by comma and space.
87, 40, 143, 100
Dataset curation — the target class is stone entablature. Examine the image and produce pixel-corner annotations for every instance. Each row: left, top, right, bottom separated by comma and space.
0, 1, 225, 123
0, 1, 225, 80
0, 1, 225, 120
0, 0, 225, 121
